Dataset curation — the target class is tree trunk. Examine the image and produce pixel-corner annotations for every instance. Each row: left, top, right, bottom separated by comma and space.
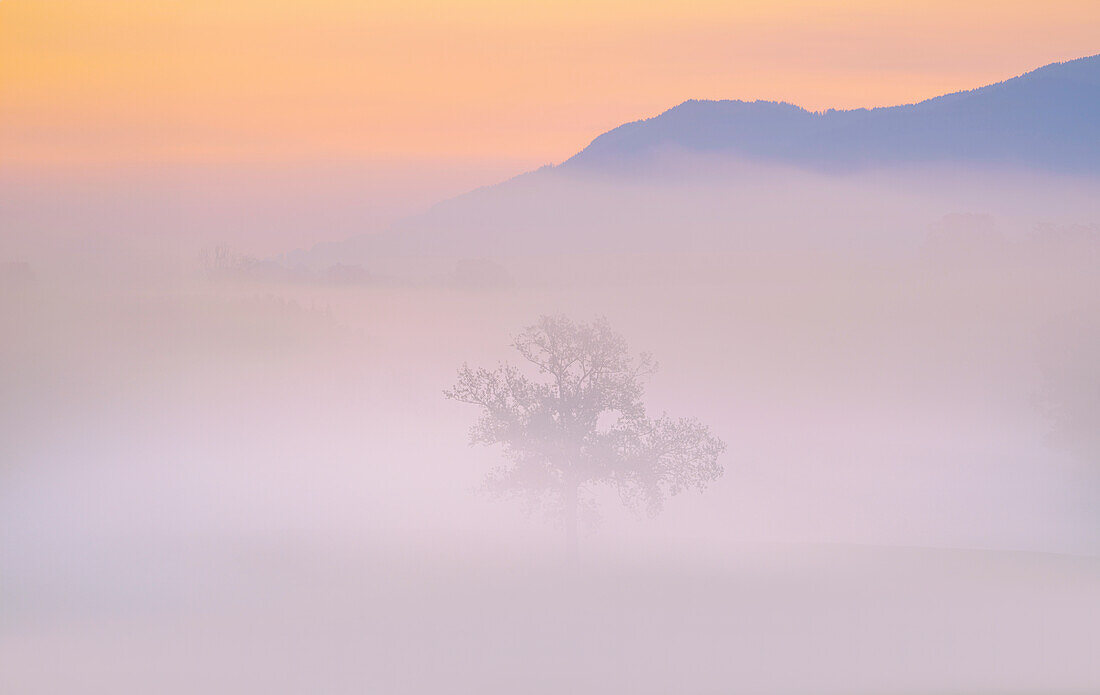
563, 482, 579, 565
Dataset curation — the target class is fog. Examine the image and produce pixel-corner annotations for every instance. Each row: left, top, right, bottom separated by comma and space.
2, 162, 1099, 693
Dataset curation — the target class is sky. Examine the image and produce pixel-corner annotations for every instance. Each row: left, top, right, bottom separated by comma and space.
3, 6, 1100, 692
3, 0, 1099, 168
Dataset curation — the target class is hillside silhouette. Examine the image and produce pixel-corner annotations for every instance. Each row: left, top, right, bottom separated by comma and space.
290, 54, 1100, 272
565, 54, 1100, 174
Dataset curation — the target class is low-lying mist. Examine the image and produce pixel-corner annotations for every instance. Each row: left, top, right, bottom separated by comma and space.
2, 161, 1099, 693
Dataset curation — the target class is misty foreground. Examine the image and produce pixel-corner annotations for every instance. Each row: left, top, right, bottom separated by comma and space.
2, 240, 1099, 693
4, 541, 1097, 694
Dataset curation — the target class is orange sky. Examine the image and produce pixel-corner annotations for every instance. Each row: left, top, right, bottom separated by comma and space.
2, 0, 1098, 167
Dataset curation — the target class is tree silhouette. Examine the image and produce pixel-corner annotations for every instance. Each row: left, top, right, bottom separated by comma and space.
445, 315, 725, 556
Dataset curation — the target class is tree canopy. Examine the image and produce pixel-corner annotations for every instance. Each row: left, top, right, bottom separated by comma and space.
446, 315, 725, 548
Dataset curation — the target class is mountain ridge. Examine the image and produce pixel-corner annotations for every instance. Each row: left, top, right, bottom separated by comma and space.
561, 54, 1100, 174
287, 54, 1100, 270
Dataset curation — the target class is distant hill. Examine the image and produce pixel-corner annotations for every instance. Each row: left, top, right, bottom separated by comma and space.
290, 54, 1100, 272
564, 54, 1100, 175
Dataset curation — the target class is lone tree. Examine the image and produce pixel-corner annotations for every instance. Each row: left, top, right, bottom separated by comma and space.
445, 315, 725, 555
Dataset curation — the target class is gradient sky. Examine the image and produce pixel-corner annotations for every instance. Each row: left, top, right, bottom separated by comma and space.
2, 0, 1098, 167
